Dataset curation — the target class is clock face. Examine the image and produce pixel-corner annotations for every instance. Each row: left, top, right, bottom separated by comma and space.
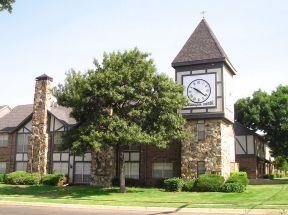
182, 73, 216, 108
187, 79, 211, 103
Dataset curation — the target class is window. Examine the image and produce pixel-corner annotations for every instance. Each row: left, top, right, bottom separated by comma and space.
16, 162, 27, 171
153, 163, 173, 178
0, 162, 6, 173
197, 161, 206, 177
53, 132, 67, 152
0, 134, 8, 147
74, 162, 91, 184
53, 162, 69, 175
17, 133, 29, 152
197, 121, 205, 141
124, 151, 140, 179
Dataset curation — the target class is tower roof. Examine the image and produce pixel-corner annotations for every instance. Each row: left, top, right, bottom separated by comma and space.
36, 74, 53, 82
172, 19, 236, 74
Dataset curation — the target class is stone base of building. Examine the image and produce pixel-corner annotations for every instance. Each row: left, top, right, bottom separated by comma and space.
90, 147, 115, 187
181, 119, 235, 179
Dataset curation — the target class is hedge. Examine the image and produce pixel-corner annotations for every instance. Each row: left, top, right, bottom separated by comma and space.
193, 174, 225, 192
41, 173, 67, 186
4, 171, 41, 185
226, 172, 248, 187
164, 177, 184, 192
182, 179, 196, 192
221, 182, 245, 193
0, 173, 5, 183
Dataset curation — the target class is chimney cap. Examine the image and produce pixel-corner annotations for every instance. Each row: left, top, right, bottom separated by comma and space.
35, 74, 53, 82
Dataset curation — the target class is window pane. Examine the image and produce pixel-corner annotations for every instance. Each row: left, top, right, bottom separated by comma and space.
130, 163, 139, 179
198, 131, 205, 141
16, 162, 27, 171
16, 153, 23, 161
125, 164, 130, 177
75, 162, 83, 174
83, 163, 91, 175
124, 152, 129, 162
153, 163, 173, 179
0, 162, 6, 173
0, 134, 8, 147
130, 152, 140, 161
197, 161, 206, 176
197, 123, 205, 131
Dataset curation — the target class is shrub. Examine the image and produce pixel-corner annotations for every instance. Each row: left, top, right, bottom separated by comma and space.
221, 182, 245, 193
226, 172, 248, 187
194, 174, 225, 192
0, 173, 5, 183
182, 179, 196, 192
269, 174, 275, 180
164, 177, 184, 192
41, 174, 67, 186
4, 171, 41, 185
263, 174, 269, 179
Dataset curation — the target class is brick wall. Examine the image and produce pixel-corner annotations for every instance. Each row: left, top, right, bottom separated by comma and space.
236, 154, 257, 179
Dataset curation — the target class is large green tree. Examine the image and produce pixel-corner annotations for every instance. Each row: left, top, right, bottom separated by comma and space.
0, 0, 15, 13
54, 48, 188, 192
235, 86, 288, 157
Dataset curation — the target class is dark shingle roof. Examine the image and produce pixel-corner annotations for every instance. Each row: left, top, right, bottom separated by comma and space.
50, 105, 76, 125
233, 122, 254, 136
0, 104, 76, 133
172, 19, 236, 74
0, 104, 33, 132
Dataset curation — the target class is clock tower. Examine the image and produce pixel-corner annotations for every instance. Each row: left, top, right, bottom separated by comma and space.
172, 19, 237, 179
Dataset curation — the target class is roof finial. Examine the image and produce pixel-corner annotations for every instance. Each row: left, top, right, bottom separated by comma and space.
201, 10, 206, 19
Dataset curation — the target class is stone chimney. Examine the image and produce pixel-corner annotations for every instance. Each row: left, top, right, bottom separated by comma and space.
27, 74, 53, 175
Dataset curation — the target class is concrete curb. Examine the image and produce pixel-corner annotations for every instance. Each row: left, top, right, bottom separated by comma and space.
0, 201, 285, 214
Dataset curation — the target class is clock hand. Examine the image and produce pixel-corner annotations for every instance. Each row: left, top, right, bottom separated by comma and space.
193, 87, 207, 96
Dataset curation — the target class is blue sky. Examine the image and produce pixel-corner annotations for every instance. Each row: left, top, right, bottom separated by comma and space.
1, 0, 287, 107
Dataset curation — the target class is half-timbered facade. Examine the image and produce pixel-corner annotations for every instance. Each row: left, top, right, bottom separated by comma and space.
234, 122, 274, 179
0, 19, 251, 186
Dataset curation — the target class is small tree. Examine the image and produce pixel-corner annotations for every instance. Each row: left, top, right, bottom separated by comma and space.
0, 0, 15, 13
235, 86, 288, 157
274, 156, 288, 172
54, 48, 188, 192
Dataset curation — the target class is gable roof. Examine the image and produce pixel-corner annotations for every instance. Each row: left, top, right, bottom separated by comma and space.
50, 105, 76, 125
0, 104, 33, 132
172, 19, 236, 74
233, 122, 254, 136
0, 104, 76, 133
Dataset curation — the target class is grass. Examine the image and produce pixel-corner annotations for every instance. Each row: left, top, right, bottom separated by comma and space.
0, 184, 287, 209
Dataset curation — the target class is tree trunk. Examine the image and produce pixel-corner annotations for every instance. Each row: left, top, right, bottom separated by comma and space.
119, 150, 126, 193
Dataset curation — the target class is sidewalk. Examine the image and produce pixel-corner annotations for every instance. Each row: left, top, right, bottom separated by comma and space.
0, 201, 285, 215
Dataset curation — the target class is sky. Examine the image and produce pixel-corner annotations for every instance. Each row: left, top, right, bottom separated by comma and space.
0, 0, 287, 107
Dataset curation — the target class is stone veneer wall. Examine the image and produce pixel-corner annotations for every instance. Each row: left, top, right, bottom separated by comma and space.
181, 120, 234, 179
27, 76, 52, 175
220, 122, 235, 179
90, 147, 115, 186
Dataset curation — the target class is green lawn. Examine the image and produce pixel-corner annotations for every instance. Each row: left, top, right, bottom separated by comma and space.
0, 184, 287, 209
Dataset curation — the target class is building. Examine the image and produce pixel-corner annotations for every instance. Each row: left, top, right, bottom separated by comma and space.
0, 19, 238, 185
172, 19, 237, 179
234, 122, 274, 179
